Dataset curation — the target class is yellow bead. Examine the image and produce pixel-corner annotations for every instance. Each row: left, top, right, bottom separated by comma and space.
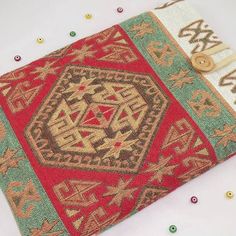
226, 191, 234, 199
36, 37, 44, 44
85, 13, 92, 20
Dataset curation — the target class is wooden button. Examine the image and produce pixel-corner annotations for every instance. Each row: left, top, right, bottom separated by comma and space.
191, 52, 215, 72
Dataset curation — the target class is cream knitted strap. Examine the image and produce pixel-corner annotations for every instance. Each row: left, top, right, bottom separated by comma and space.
213, 54, 236, 71
202, 43, 236, 72
203, 43, 229, 55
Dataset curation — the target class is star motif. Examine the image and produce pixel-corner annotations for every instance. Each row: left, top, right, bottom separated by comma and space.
31, 61, 60, 81
103, 178, 137, 207
98, 131, 138, 160
169, 69, 194, 88
30, 219, 64, 236
212, 124, 236, 147
144, 155, 178, 183
130, 22, 155, 38
63, 77, 100, 101
0, 148, 24, 176
68, 44, 97, 62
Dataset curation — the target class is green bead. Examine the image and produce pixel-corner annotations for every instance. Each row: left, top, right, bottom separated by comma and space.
169, 225, 177, 233
70, 31, 76, 37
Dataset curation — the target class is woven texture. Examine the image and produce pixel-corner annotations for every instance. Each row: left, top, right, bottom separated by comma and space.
0, 1, 235, 235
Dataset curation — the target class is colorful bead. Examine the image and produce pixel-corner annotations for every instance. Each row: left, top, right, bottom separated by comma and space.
226, 191, 234, 199
117, 7, 124, 13
169, 225, 177, 233
70, 31, 76, 37
36, 38, 44, 44
191, 196, 198, 204
85, 14, 92, 20
14, 55, 21, 62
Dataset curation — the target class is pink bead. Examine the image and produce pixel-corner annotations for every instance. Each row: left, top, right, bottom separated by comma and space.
191, 196, 198, 204
117, 7, 124, 13
14, 55, 21, 62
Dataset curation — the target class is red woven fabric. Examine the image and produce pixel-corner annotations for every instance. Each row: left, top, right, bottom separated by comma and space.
0, 25, 218, 235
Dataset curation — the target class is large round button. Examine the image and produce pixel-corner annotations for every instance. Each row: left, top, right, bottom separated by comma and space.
191, 52, 215, 72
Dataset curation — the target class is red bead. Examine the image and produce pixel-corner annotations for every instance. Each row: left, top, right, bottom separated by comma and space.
117, 7, 124, 13
191, 196, 198, 204
14, 55, 21, 62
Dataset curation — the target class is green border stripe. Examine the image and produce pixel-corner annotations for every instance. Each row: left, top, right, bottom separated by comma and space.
0, 108, 69, 236
121, 12, 236, 160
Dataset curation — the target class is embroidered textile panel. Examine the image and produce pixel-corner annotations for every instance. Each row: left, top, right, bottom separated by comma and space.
0, 1, 235, 235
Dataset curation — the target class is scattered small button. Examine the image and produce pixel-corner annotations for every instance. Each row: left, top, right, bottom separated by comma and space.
169, 225, 177, 233
70, 31, 76, 37
36, 37, 44, 44
191, 196, 198, 204
226, 191, 234, 199
85, 14, 92, 20
14, 55, 21, 62
117, 7, 124, 13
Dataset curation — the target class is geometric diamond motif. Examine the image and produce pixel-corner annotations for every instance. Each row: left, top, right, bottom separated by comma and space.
25, 66, 169, 173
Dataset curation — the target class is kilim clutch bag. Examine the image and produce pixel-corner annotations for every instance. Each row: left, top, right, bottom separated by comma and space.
0, 0, 235, 235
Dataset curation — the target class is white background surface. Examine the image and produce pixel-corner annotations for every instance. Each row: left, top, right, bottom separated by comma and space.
0, 1, 235, 236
